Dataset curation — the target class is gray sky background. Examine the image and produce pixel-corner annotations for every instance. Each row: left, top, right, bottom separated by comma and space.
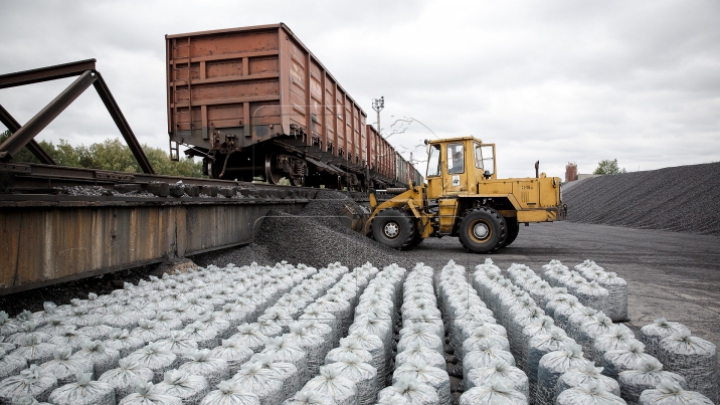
1, 0, 718, 179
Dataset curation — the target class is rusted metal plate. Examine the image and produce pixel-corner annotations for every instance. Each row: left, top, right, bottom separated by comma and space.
0, 201, 304, 294
166, 23, 368, 161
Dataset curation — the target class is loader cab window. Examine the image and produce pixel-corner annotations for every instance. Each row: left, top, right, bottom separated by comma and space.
447, 143, 464, 174
474, 143, 495, 176
427, 144, 441, 177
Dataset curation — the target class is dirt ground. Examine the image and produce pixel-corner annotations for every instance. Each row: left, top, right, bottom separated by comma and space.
401, 221, 720, 384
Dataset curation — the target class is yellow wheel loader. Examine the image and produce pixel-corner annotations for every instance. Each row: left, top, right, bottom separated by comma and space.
365, 136, 566, 252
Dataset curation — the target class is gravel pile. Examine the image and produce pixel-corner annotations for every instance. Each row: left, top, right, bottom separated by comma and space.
562, 162, 720, 236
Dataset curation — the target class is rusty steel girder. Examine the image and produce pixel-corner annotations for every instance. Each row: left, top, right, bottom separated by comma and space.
0, 59, 154, 174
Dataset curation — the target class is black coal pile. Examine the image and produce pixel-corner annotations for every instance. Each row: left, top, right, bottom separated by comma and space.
562, 162, 720, 236
192, 243, 275, 267
253, 190, 409, 269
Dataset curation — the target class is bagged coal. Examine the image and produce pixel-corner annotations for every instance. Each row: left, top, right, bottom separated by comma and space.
104, 329, 145, 358
375, 392, 410, 405
98, 357, 154, 400
508, 306, 545, 361
566, 307, 598, 341
132, 319, 171, 344
11, 336, 55, 367
0, 350, 27, 381
345, 331, 385, 386
38, 347, 93, 385
230, 324, 268, 353
200, 380, 260, 405
296, 321, 334, 351
0, 365, 57, 404
154, 369, 210, 405
301, 366, 357, 405
618, 358, 688, 405
556, 363, 621, 400
155, 330, 200, 357
576, 314, 617, 359
601, 340, 657, 379
47, 372, 115, 405
397, 324, 445, 357
638, 381, 714, 405
125, 343, 179, 383
261, 337, 309, 385
118, 382, 182, 405
210, 339, 254, 375
326, 340, 373, 367
377, 378, 439, 405
249, 354, 300, 403
526, 329, 576, 391
9, 393, 51, 405
183, 321, 220, 349
285, 324, 328, 378
48, 328, 90, 353
281, 391, 334, 405
640, 318, 691, 357
395, 344, 446, 370
462, 329, 510, 356
592, 327, 638, 365
656, 332, 718, 403
6, 323, 49, 346
392, 361, 451, 405
458, 382, 528, 405
594, 273, 628, 321
179, 349, 231, 388
77, 317, 114, 341
555, 382, 626, 405
463, 345, 517, 378
69, 340, 119, 377
549, 296, 583, 331
324, 358, 378, 405
465, 360, 529, 398
534, 343, 593, 405
518, 317, 556, 373
231, 362, 284, 405
0, 312, 19, 337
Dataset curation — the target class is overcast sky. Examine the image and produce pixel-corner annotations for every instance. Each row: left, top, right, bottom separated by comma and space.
1, 0, 718, 178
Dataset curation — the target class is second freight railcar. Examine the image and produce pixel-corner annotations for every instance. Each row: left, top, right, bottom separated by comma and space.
166, 23, 421, 190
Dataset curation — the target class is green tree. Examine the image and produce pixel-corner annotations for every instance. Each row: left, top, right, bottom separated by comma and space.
594, 158, 627, 175
0, 131, 204, 177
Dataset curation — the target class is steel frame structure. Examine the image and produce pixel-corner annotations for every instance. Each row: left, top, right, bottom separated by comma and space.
0, 59, 155, 174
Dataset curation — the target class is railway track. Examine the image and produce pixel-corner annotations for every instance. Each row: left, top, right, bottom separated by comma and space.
0, 161, 392, 204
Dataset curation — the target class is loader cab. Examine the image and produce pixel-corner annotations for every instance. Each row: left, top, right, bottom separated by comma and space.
425, 136, 496, 198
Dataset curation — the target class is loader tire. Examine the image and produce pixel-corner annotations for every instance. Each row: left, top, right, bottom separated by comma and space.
408, 226, 425, 247
504, 217, 520, 247
458, 207, 506, 253
372, 208, 417, 250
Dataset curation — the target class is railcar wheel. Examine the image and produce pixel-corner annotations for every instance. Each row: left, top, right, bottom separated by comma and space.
458, 207, 507, 253
503, 217, 520, 247
372, 208, 417, 250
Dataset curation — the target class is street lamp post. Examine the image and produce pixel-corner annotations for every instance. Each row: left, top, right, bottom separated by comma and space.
372, 96, 384, 135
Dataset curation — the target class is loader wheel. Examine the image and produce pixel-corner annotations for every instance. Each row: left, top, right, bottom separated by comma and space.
458, 207, 506, 253
504, 217, 520, 247
372, 208, 417, 250
408, 226, 424, 247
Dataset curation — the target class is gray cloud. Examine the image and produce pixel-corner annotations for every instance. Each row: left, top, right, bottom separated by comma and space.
1, 0, 718, 179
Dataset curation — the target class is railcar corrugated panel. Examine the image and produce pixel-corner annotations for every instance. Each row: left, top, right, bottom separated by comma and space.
166, 23, 367, 163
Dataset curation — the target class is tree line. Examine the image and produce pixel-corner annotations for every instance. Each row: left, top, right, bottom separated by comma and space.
0, 130, 204, 178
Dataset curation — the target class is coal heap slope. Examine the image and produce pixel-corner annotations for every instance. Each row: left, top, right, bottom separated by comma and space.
254, 190, 410, 269
562, 162, 720, 236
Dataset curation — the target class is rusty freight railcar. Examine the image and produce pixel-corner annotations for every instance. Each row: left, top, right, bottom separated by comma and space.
366, 124, 398, 188
166, 23, 370, 189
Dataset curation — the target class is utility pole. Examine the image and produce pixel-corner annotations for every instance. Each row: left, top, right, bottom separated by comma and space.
372, 96, 384, 135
